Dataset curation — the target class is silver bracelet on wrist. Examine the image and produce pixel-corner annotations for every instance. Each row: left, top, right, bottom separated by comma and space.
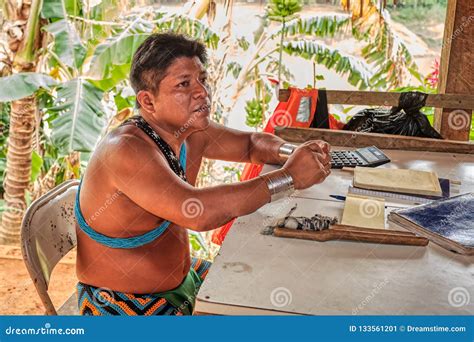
261, 169, 295, 202
278, 143, 298, 160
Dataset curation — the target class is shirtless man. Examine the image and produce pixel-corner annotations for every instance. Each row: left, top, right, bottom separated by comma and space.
75, 33, 331, 315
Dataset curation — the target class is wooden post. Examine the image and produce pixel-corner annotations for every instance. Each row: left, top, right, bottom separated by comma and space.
434, 0, 474, 141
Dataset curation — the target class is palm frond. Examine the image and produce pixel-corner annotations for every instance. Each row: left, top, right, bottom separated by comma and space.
341, 0, 418, 88
156, 13, 220, 49
283, 13, 350, 38
47, 78, 106, 155
283, 39, 373, 89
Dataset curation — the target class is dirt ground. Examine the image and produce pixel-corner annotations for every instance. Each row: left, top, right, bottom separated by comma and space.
0, 245, 77, 315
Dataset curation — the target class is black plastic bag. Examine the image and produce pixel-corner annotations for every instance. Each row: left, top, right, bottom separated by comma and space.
343, 92, 443, 139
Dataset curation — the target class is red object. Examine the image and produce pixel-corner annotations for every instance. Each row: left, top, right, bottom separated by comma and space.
426, 59, 439, 89
211, 88, 318, 245
329, 114, 345, 130
211, 88, 347, 245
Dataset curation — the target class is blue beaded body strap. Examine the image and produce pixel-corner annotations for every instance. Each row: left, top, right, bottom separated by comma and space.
74, 116, 187, 249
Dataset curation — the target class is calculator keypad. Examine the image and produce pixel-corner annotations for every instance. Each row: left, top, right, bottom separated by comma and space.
330, 151, 366, 169
329, 146, 390, 169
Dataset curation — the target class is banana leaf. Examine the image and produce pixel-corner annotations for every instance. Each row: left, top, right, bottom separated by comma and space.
283, 40, 373, 89
0, 73, 58, 102
283, 14, 350, 38
42, 0, 82, 19
44, 19, 87, 69
48, 78, 106, 154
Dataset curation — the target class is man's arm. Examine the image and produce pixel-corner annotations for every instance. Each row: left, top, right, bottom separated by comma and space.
108, 133, 273, 233
107, 134, 330, 234
200, 122, 288, 165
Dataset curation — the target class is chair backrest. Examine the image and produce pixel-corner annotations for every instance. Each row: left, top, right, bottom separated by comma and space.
21, 179, 79, 315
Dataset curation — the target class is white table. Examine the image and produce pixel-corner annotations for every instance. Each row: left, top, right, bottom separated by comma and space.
195, 149, 474, 315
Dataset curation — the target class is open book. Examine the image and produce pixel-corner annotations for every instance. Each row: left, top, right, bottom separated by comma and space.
388, 193, 474, 255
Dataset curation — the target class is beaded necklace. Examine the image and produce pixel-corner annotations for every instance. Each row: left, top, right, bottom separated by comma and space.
121, 115, 187, 182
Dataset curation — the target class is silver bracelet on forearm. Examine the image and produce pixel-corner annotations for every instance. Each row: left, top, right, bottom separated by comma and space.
261, 169, 295, 202
278, 143, 298, 160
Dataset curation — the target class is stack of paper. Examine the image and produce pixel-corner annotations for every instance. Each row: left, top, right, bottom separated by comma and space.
341, 194, 385, 229
353, 167, 442, 197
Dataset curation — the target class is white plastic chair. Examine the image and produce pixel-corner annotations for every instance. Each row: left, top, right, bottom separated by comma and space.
21, 179, 79, 315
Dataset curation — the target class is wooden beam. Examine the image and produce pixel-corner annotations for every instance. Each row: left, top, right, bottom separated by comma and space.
434, 0, 474, 141
275, 127, 474, 154
278, 89, 474, 109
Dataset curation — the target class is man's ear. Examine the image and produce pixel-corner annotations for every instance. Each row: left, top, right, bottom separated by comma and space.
136, 90, 156, 113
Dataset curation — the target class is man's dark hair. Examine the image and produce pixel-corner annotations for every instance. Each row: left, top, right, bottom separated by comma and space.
130, 33, 208, 107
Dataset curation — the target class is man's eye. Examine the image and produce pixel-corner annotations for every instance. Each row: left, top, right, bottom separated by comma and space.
200, 77, 208, 84
178, 81, 190, 87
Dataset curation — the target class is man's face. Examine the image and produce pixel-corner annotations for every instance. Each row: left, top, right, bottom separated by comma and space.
149, 56, 211, 132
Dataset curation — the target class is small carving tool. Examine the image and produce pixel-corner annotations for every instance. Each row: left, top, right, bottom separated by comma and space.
262, 205, 428, 246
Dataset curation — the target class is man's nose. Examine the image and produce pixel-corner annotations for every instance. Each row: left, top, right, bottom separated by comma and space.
193, 80, 209, 98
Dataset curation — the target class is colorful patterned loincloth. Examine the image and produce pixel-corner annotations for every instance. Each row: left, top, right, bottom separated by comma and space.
77, 257, 211, 316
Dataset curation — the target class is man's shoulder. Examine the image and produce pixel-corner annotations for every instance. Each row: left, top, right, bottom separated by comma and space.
98, 125, 166, 169
104, 125, 151, 154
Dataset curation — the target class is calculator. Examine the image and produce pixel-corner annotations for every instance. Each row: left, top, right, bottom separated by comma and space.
330, 146, 390, 169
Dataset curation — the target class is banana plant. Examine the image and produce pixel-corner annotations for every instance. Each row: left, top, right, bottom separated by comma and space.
86, 11, 159, 82
245, 93, 271, 130
341, 0, 420, 88
1, 0, 420, 160
39, 0, 108, 157
1, 0, 45, 243
226, 12, 350, 125
0, 0, 115, 221
0, 1, 226, 200
283, 40, 373, 89
235, 11, 352, 128
266, 0, 302, 88
0, 0, 426, 245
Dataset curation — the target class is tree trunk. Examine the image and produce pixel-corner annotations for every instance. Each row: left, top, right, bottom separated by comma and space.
0, 0, 43, 245
0, 96, 36, 244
